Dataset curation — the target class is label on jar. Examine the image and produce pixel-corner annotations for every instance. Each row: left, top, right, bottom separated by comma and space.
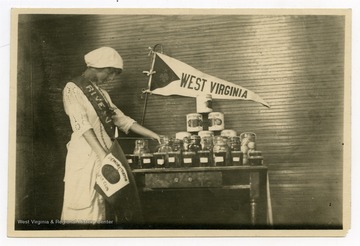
143, 158, 151, 164
215, 156, 224, 162
233, 157, 240, 162
183, 158, 192, 164
157, 159, 164, 165
200, 157, 208, 163
127, 159, 133, 164
168, 157, 175, 163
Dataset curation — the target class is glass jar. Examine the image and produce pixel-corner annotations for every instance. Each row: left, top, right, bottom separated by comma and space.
231, 151, 243, 166
168, 151, 181, 168
182, 151, 196, 167
213, 136, 231, 166
188, 135, 202, 153
153, 152, 167, 168
229, 136, 241, 151
125, 154, 140, 169
172, 138, 183, 152
140, 153, 154, 169
183, 136, 190, 151
133, 139, 150, 157
201, 136, 213, 151
248, 150, 263, 166
157, 135, 173, 153
198, 150, 211, 167
240, 132, 256, 146
240, 132, 256, 165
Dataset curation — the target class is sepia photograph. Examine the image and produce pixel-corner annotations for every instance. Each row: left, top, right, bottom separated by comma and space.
7, 8, 351, 237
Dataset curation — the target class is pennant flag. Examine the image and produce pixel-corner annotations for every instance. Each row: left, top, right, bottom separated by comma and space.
146, 52, 270, 108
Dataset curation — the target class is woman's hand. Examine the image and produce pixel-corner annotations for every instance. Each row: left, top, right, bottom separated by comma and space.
83, 129, 108, 161
129, 123, 161, 144
151, 132, 161, 144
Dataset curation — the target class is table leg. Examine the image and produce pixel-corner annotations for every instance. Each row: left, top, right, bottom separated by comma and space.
250, 172, 260, 226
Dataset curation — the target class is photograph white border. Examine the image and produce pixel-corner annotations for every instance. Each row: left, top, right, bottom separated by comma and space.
0, 0, 359, 245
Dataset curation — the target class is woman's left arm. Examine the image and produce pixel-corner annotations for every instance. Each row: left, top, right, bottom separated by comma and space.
102, 88, 160, 143
129, 122, 161, 143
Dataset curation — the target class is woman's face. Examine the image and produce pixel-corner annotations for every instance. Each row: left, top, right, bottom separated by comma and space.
96, 68, 122, 84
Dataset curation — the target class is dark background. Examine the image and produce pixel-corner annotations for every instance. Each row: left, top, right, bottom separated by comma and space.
15, 14, 344, 228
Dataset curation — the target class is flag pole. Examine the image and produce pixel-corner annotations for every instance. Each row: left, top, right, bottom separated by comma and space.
141, 44, 163, 125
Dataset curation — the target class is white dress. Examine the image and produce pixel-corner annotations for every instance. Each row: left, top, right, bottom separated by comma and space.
61, 81, 135, 224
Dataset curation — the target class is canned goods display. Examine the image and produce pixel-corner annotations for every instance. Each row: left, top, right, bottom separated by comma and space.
196, 94, 213, 113
208, 112, 224, 131
186, 113, 203, 132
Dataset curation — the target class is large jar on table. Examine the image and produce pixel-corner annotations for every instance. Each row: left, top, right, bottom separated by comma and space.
155, 135, 173, 168
133, 139, 150, 156
188, 135, 202, 166
212, 136, 231, 166
157, 135, 173, 153
240, 132, 256, 165
188, 135, 202, 153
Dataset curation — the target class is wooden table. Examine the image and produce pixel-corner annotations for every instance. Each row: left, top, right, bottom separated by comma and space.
132, 166, 272, 228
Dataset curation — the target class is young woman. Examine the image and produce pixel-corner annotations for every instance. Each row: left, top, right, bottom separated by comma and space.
61, 47, 160, 224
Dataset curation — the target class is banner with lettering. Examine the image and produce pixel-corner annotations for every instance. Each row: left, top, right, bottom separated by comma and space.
96, 153, 130, 197
145, 52, 270, 108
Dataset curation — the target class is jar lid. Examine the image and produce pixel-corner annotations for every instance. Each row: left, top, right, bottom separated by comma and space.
141, 153, 153, 157
198, 130, 214, 136
187, 113, 202, 117
221, 129, 237, 137
198, 150, 210, 154
168, 151, 180, 155
154, 152, 166, 155
190, 135, 201, 140
248, 150, 262, 157
176, 131, 192, 140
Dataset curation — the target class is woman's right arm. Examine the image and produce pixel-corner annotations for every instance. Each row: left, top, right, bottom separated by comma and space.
83, 129, 108, 161
64, 82, 107, 161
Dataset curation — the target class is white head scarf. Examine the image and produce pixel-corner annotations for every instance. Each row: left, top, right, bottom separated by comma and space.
84, 47, 123, 69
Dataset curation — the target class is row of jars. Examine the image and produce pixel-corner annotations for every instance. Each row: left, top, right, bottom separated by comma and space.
126, 134, 263, 169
